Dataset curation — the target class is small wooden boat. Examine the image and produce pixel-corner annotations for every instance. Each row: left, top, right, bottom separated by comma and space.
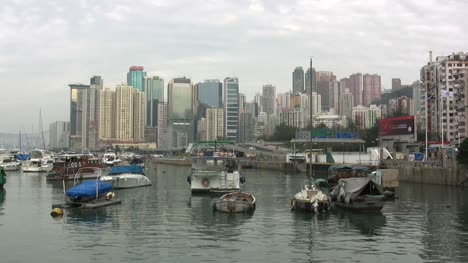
214, 192, 256, 213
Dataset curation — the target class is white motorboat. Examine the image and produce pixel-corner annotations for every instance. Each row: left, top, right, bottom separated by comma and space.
102, 151, 121, 166
100, 165, 151, 189
0, 155, 21, 171
22, 149, 54, 173
187, 141, 245, 193
291, 180, 330, 212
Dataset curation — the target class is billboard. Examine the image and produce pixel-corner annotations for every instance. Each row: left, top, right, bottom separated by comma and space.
379, 116, 415, 137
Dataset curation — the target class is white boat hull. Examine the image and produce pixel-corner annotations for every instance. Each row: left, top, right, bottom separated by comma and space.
23, 164, 53, 173
0, 163, 21, 171
190, 170, 241, 193
100, 173, 152, 189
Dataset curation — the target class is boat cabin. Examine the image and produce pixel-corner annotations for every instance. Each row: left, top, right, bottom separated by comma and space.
51, 154, 103, 175
191, 156, 239, 172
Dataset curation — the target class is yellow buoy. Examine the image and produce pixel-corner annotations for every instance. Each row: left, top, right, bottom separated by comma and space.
50, 208, 63, 217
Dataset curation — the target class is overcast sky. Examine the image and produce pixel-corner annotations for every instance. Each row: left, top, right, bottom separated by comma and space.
1, 0, 467, 133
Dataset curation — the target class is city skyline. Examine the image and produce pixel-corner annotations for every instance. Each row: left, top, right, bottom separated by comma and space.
1, 0, 468, 133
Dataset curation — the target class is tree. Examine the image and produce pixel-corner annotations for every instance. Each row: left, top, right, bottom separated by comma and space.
316, 123, 327, 129
456, 138, 468, 166
271, 124, 297, 142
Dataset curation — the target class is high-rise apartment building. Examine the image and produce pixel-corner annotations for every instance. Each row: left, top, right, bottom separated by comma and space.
340, 78, 351, 94
133, 88, 146, 142
339, 88, 354, 119
205, 108, 224, 141
157, 102, 169, 148
49, 121, 70, 149
316, 71, 336, 111
224, 77, 239, 142
311, 92, 321, 116
352, 104, 381, 129
421, 52, 468, 143
115, 85, 134, 140
350, 73, 363, 106
328, 80, 340, 113
261, 84, 276, 115
292, 67, 305, 94
127, 66, 147, 92
68, 83, 90, 150
98, 88, 115, 140
168, 77, 194, 146
392, 78, 402, 91
305, 68, 317, 94
362, 74, 381, 106
196, 79, 223, 109
144, 76, 164, 128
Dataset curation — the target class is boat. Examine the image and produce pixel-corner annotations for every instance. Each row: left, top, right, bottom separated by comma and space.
331, 177, 385, 212
102, 151, 121, 166
327, 164, 354, 185
130, 157, 145, 168
66, 168, 112, 202
99, 166, 151, 189
46, 154, 105, 181
0, 167, 6, 188
213, 192, 256, 213
187, 141, 245, 193
291, 180, 331, 212
22, 149, 54, 172
0, 155, 21, 171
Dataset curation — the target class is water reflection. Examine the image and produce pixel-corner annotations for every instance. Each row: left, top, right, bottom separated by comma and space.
334, 210, 386, 236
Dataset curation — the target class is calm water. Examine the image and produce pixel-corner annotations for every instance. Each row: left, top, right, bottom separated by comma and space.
0, 164, 467, 263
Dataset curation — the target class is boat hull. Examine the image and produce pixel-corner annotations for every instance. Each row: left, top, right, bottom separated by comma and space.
214, 192, 256, 213
100, 173, 152, 189
0, 163, 21, 171
22, 165, 53, 173
292, 198, 330, 212
190, 170, 241, 193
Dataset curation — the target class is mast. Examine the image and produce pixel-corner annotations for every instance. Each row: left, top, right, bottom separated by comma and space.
19, 130, 22, 153
309, 57, 313, 179
39, 108, 46, 149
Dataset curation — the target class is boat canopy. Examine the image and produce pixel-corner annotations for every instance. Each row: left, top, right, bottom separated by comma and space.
328, 164, 353, 171
338, 177, 383, 201
16, 153, 31, 161
111, 165, 144, 175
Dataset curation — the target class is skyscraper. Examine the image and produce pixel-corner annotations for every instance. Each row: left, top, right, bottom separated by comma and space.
261, 84, 276, 115
305, 67, 317, 94
328, 80, 340, 113
127, 66, 147, 92
350, 73, 363, 106
206, 108, 224, 141
157, 102, 169, 148
224, 77, 239, 142
133, 88, 146, 142
316, 71, 336, 111
115, 85, 134, 140
168, 77, 194, 146
292, 67, 305, 94
196, 79, 222, 120
362, 74, 381, 106
144, 76, 164, 128
339, 88, 354, 119
68, 83, 90, 150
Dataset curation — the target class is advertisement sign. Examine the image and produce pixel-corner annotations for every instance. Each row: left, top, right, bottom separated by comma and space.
379, 116, 415, 136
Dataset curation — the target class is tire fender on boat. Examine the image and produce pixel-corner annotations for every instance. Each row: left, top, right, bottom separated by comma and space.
201, 178, 210, 187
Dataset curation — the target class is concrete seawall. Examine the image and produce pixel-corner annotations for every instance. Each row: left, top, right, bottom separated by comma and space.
383, 160, 467, 186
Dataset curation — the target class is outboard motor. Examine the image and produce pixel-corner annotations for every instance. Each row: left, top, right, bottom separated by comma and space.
240, 176, 246, 184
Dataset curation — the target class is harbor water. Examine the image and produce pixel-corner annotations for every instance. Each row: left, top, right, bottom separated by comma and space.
0, 164, 467, 262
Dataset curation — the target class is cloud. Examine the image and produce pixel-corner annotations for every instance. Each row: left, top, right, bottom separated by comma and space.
0, 0, 468, 132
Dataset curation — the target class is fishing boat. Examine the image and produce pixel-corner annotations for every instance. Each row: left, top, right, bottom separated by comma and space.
99, 166, 151, 189
213, 192, 256, 213
46, 154, 105, 181
0, 155, 21, 171
187, 141, 245, 193
331, 177, 385, 212
291, 180, 331, 212
22, 149, 54, 173
0, 167, 6, 188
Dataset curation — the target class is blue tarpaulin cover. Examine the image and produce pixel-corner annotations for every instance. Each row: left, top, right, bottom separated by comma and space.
15, 153, 31, 161
111, 165, 144, 175
413, 152, 424, 161
66, 181, 112, 199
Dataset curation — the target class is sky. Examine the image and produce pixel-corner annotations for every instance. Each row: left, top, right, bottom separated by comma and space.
1, 0, 468, 133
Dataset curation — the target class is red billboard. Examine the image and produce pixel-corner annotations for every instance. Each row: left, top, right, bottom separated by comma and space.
379, 116, 415, 136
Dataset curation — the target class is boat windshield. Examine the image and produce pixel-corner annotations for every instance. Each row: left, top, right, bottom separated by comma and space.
192, 157, 238, 171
